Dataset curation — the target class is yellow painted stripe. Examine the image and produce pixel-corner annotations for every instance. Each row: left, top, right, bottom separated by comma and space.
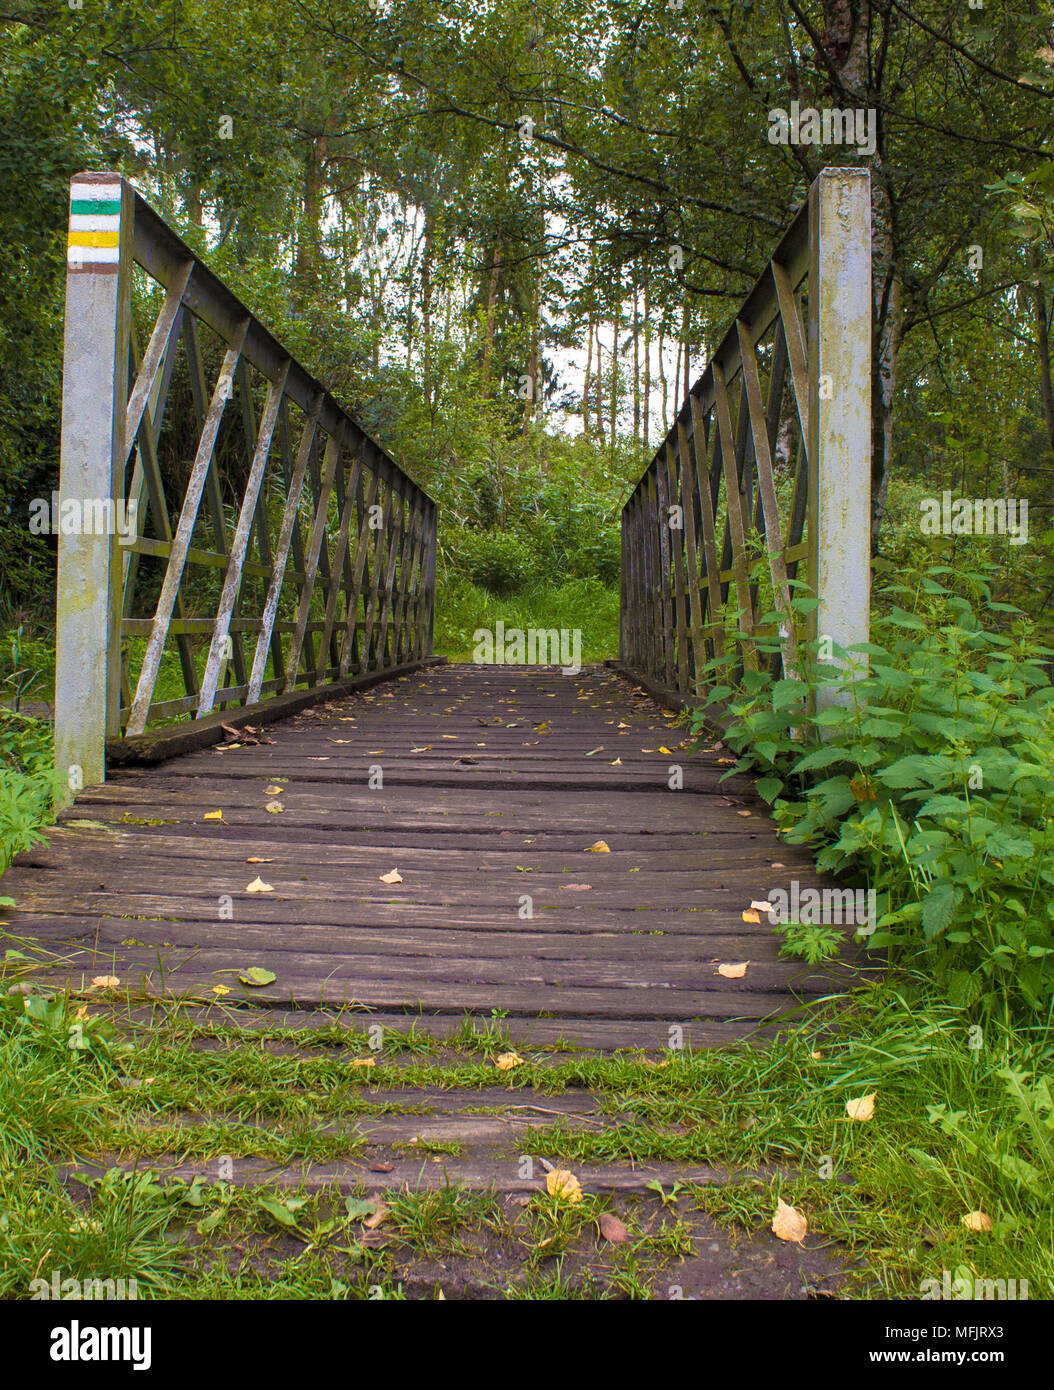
68, 230, 120, 249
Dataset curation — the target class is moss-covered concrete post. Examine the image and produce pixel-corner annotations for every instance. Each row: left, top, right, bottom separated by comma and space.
55, 172, 133, 804
807, 167, 872, 689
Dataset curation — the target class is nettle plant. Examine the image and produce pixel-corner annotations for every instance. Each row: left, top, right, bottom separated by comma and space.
692, 561, 1054, 1019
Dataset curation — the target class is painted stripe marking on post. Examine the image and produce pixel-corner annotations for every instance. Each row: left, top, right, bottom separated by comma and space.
68, 182, 121, 269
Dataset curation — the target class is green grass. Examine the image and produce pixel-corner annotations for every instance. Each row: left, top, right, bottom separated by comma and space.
0, 973, 1050, 1299
433, 574, 619, 664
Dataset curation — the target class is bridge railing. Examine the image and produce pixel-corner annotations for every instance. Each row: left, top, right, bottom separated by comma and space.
55, 172, 438, 795
616, 167, 871, 707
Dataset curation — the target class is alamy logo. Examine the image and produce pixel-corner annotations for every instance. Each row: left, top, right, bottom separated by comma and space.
921, 1270, 1028, 1301
919, 492, 1028, 546
31, 1269, 138, 1300
473, 620, 582, 676
50, 1320, 152, 1372
766, 881, 876, 934
767, 102, 877, 156
29, 492, 138, 542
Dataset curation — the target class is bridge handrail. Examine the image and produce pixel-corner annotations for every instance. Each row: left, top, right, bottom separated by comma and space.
55, 172, 438, 794
617, 167, 871, 705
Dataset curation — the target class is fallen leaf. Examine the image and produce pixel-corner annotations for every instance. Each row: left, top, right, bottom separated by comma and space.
265, 800, 284, 814
751, 900, 774, 913
211, 984, 231, 996
204, 810, 224, 822
811, 1049, 823, 1061
718, 961, 749, 978
599, 1212, 629, 1244
379, 868, 403, 884
239, 966, 277, 987
496, 1051, 523, 1071
736, 810, 752, 817
246, 857, 274, 864
265, 785, 284, 795
350, 1057, 376, 1069
560, 883, 592, 891
586, 840, 611, 853
962, 1210, 993, 1233
610, 758, 622, 765
368, 1162, 394, 1174
658, 746, 673, 755
364, 1202, 389, 1230
845, 1092, 877, 1122
772, 1199, 808, 1244
585, 746, 604, 756
246, 876, 273, 893
546, 1169, 584, 1203
741, 909, 761, 924
90, 975, 120, 990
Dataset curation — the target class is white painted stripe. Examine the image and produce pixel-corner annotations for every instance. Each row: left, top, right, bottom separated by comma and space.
69, 213, 121, 232
67, 246, 121, 265
71, 183, 121, 202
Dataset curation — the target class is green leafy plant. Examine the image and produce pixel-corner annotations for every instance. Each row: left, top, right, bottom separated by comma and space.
691, 560, 1054, 1020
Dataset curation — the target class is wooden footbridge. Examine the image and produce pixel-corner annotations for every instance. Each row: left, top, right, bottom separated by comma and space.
1, 168, 872, 1049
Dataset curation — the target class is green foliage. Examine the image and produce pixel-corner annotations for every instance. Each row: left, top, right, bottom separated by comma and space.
693, 561, 1054, 1020
455, 529, 536, 593
0, 710, 55, 872
434, 574, 619, 663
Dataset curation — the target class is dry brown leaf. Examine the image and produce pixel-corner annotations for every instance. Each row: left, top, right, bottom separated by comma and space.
811, 1049, 823, 1061
560, 883, 592, 891
599, 1212, 629, 1244
962, 1210, 993, 1233
546, 1169, 584, 1203
246, 857, 274, 864
364, 1202, 389, 1230
495, 1051, 523, 1071
751, 900, 775, 913
737, 810, 752, 817
718, 961, 749, 979
350, 1057, 376, 1069
586, 840, 611, 853
379, 868, 403, 884
246, 876, 273, 893
845, 1092, 877, 1122
772, 1199, 808, 1244
90, 975, 120, 990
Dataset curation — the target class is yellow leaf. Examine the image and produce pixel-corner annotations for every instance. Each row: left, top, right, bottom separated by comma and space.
610, 758, 622, 765
962, 1210, 993, 1233
379, 868, 403, 884
246, 876, 273, 893
246, 857, 274, 863
586, 840, 611, 853
350, 1057, 376, 1069
658, 746, 672, 755
772, 1199, 808, 1243
265, 800, 284, 814
741, 909, 761, 924
90, 975, 120, 989
736, 810, 752, 817
496, 1051, 523, 1071
546, 1169, 583, 1203
811, 1049, 823, 1061
204, 810, 224, 821
845, 1092, 877, 1122
265, 785, 284, 795
718, 961, 749, 978
212, 984, 231, 996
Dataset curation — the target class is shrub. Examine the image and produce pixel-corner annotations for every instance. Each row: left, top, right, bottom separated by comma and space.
454, 529, 537, 594
692, 560, 1054, 1020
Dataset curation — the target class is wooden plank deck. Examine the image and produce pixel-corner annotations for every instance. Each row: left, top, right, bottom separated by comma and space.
0, 664, 857, 1049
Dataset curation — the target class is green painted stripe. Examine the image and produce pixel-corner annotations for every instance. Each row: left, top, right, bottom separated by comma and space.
70, 199, 121, 218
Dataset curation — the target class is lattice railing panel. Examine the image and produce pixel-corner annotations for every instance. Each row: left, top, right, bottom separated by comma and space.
56, 172, 437, 790
619, 168, 871, 704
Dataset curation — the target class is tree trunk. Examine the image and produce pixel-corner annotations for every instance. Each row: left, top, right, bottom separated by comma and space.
643, 275, 651, 455
481, 232, 503, 379
1030, 246, 1054, 450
